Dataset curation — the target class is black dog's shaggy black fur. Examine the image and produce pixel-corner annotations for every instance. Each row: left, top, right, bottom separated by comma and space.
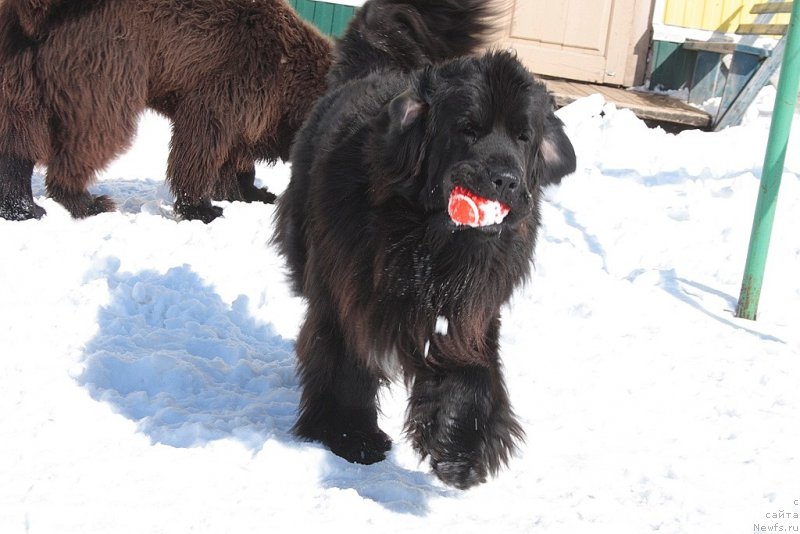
274, 0, 576, 489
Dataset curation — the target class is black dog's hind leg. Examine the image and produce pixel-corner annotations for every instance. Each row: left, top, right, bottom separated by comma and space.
405, 320, 523, 489
0, 154, 45, 220
294, 299, 391, 464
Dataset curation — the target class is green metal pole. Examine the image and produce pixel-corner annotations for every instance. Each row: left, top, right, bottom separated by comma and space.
735, 0, 800, 321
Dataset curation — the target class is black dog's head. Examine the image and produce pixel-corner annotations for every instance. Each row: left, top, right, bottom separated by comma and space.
374, 51, 576, 234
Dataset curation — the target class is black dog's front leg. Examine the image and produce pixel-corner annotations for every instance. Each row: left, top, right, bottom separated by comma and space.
293, 300, 391, 464
405, 323, 523, 489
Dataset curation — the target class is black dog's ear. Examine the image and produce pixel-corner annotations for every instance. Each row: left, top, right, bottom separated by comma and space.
536, 113, 576, 186
389, 89, 427, 131
372, 86, 431, 201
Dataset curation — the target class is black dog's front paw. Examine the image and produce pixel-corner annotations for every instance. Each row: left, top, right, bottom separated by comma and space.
406, 365, 524, 489
327, 427, 392, 465
431, 452, 487, 489
295, 406, 392, 465
416, 416, 522, 489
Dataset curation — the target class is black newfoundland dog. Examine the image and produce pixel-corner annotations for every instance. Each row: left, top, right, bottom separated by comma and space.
275, 0, 576, 489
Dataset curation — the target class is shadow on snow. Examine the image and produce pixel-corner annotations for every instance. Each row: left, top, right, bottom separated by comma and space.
79, 262, 444, 515
650, 268, 785, 344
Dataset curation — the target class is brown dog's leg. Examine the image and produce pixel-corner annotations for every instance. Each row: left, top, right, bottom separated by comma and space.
212, 150, 276, 205
169, 106, 233, 223
211, 158, 243, 203
40, 90, 142, 219
0, 154, 44, 220
45, 156, 115, 218
236, 164, 276, 204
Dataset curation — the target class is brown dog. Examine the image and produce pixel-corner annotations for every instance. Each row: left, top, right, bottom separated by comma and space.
0, 0, 332, 222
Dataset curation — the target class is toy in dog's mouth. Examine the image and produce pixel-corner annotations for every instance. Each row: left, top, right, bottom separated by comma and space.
448, 185, 510, 227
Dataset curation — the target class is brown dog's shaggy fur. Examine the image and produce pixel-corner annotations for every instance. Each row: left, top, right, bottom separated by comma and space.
0, 0, 332, 222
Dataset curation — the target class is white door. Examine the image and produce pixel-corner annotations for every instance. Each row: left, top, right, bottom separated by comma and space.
493, 0, 654, 86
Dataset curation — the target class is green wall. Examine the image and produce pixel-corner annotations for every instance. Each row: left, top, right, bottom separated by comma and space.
649, 40, 695, 91
289, 0, 356, 37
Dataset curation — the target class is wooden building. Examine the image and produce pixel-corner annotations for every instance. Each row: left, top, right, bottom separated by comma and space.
293, 0, 783, 88
290, 0, 787, 128
650, 0, 787, 90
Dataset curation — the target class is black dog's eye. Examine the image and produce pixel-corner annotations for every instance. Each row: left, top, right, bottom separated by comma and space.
461, 123, 478, 142
518, 130, 532, 143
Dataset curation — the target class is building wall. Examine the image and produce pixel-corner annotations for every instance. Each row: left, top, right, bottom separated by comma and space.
650, 0, 787, 90
288, 0, 357, 37
662, 0, 789, 32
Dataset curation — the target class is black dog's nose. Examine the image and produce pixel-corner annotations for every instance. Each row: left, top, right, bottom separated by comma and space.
490, 170, 520, 197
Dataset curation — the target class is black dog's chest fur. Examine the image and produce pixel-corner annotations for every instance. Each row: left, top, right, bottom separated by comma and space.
377, 231, 535, 370
295, 88, 538, 369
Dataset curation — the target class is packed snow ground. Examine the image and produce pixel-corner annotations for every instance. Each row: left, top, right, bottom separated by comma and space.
2, 88, 799, 533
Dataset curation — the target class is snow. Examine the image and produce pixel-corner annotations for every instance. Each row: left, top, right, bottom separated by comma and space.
2, 90, 799, 533
435, 316, 449, 336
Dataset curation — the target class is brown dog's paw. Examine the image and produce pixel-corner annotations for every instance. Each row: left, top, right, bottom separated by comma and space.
0, 198, 46, 221
55, 192, 116, 219
87, 195, 116, 216
241, 186, 277, 204
31, 202, 47, 220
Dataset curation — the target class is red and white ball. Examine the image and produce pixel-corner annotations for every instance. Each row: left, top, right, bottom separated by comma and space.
448, 186, 510, 227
